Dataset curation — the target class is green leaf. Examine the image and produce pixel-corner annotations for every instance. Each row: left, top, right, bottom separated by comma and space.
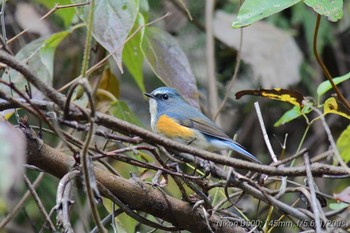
304, 0, 343, 22
323, 97, 350, 120
40, 31, 70, 78
72, 0, 139, 72
317, 72, 350, 98
274, 105, 312, 127
232, 0, 301, 28
1, 37, 48, 98
1, 31, 69, 99
141, 27, 199, 108
336, 124, 350, 163
110, 100, 143, 127
123, 13, 145, 93
328, 202, 349, 210
35, 0, 75, 27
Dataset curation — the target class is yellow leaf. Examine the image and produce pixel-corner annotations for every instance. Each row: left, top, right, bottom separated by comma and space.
98, 68, 120, 101
324, 97, 350, 120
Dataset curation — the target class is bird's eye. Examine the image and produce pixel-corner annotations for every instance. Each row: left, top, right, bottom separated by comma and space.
162, 94, 168, 100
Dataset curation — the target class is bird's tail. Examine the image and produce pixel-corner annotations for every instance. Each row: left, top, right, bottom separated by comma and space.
228, 141, 262, 164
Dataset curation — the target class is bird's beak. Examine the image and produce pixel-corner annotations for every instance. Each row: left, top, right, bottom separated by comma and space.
144, 92, 154, 99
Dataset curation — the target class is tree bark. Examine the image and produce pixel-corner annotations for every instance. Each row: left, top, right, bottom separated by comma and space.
26, 136, 247, 233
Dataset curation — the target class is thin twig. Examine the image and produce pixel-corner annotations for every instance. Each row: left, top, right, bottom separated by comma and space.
24, 175, 56, 231
270, 148, 307, 167
0, 50, 69, 111
313, 14, 350, 110
228, 169, 312, 220
98, 183, 180, 231
254, 102, 277, 162
0, 173, 44, 229
68, 79, 106, 232
98, 150, 201, 180
0, 80, 78, 154
55, 170, 80, 233
214, 22, 243, 121
309, 103, 350, 174
150, 147, 190, 202
303, 153, 322, 232
90, 209, 124, 233
254, 102, 288, 201
5, 2, 91, 45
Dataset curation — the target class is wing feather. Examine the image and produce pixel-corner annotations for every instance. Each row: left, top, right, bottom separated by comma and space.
179, 118, 231, 140
163, 105, 232, 141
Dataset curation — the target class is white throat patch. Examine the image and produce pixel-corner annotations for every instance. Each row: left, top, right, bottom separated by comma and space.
149, 98, 158, 132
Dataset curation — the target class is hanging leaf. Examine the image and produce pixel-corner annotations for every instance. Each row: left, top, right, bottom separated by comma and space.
141, 27, 199, 108
40, 31, 70, 78
324, 97, 350, 120
95, 68, 120, 113
216, 11, 302, 89
1, 31, 70, 99
72, 0, 139, 73
336, 124, 350, 163
1, 37, 47, 99
232, 0, 301, 28
317, 72, 350, 99
123, 13, 146, 93
236, 88, 305, 107
235, 88, 312, 126
304, 0, 343, 22
98, 68, 120, 100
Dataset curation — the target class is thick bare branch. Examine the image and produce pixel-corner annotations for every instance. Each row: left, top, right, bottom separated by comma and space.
26, 135, 246, 233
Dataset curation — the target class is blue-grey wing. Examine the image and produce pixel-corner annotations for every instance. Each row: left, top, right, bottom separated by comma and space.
163, 106, 262, 164
164, 106, 231, 140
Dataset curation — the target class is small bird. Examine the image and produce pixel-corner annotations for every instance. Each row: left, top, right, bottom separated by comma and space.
145, 87, 261, 164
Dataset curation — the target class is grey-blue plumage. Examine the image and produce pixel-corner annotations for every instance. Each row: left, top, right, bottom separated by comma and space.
145, 87, 261, 164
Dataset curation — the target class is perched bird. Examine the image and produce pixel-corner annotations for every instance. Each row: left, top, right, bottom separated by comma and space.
145, 87, 261, 164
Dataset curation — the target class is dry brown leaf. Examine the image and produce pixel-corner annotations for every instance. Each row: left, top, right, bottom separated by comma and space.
214, 11, 302, 89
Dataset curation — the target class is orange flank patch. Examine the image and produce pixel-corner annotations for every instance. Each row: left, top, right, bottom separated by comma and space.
156, 115, 195, 139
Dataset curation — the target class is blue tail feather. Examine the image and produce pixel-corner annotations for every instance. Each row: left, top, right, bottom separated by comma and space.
204, 135, 262, 164
227, 141, 261, 164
